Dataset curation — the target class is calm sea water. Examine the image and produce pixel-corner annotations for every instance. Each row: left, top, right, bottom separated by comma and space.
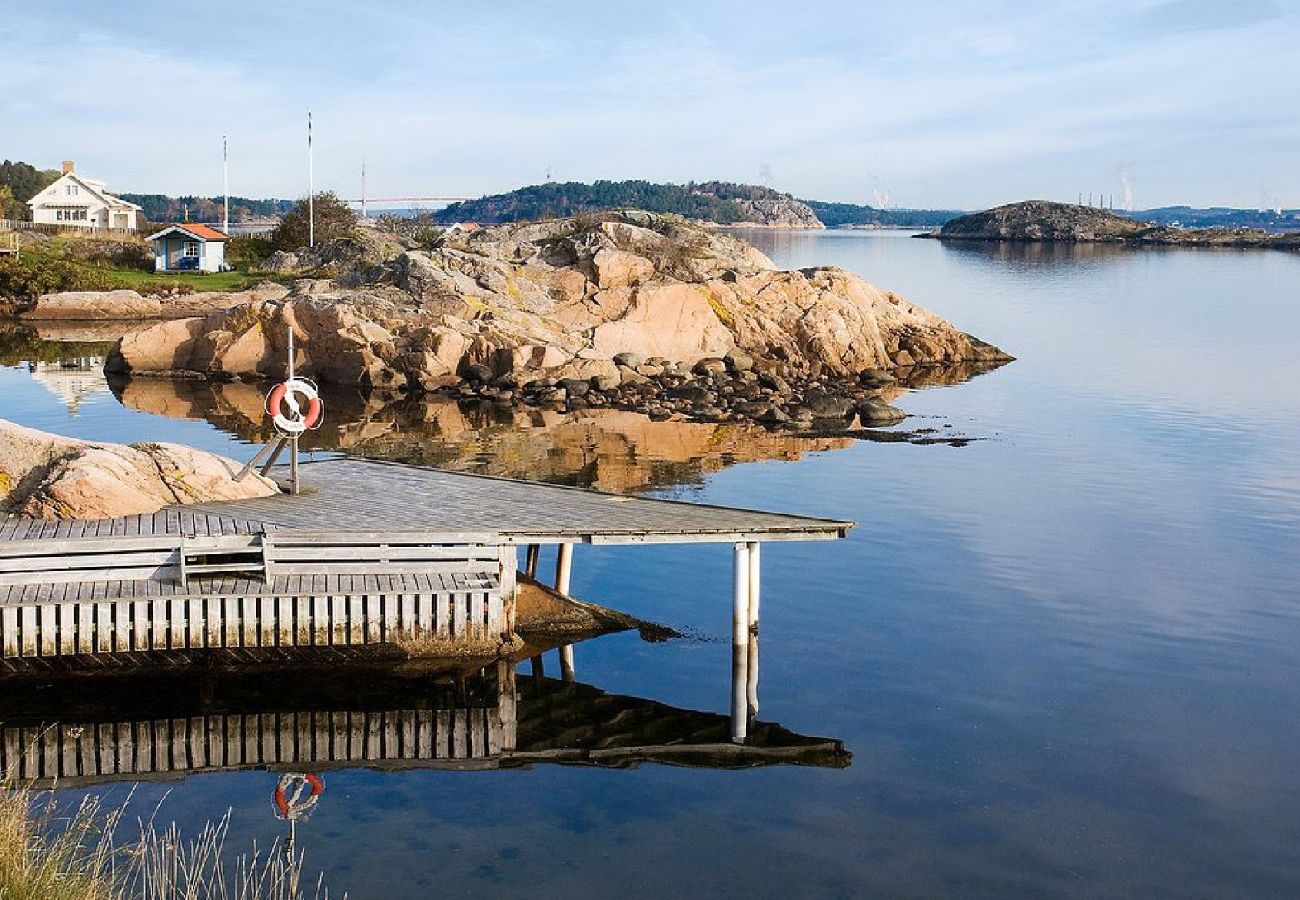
3, 231, 1300, 898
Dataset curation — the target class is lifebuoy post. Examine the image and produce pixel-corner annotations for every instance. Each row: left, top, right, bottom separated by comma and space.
236, 325, 323, 492
288, 327, 299, 495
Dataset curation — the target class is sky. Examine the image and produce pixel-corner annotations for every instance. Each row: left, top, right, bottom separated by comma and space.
2, 0, 1297, 210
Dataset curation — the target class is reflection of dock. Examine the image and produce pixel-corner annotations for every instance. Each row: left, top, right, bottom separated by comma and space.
0, 659, 849, 788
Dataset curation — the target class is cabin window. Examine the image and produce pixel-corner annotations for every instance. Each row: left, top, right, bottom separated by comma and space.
184, 241, 200, 258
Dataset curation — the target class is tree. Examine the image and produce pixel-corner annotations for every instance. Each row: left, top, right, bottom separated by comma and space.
271, 192, 357, 251
0, 185, 17, 220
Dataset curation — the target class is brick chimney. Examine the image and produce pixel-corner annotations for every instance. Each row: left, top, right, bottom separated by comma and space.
61, 160, 75, 175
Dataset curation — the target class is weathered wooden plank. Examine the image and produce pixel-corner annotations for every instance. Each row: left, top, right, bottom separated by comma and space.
0, 608, 16, 658
241, 596, 258, 648
417, 709, 434, 759
147, 597, 165, 651
77, 603, 95, 654
329, 595, 346, 646
312, 596, 329, 645
169, 597, 187, 650
59, 725, 78, 779
400, 593, 416, 638
260, 713, 276, 763
436, 710, 451, 759
259, 596, 276, 647
469, 591, 484, 640
96, 723, 115, 774
34, 603, 57, 657
267, 545, 501, 563
347, 596, 363, 645
330, 711, 348, 761
398, 710, 416, 760
364, 595, 381, 644
0, 536, 182, 557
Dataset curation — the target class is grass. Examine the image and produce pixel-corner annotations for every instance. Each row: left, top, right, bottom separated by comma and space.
0, 783, 337, 899
98, 265, 269, 293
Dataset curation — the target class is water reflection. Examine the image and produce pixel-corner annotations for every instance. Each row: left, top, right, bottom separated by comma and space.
0, 653, 849, 790
105, 376, 858, 493
3, 323, 1003, 492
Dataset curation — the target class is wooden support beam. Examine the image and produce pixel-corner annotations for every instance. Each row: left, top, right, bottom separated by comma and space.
730, 637, 749, 744
732, 542, 750, 646
524, 544, 539, 579
554, 543, 573, 596
747, 541, 761, 631
559, 645, 575, 682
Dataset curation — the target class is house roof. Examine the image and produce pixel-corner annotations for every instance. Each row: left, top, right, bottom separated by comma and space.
146, 223, 230, 242
27, 173, 142, 212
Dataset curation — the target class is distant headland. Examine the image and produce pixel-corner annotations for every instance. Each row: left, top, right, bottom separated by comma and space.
921, 200, 1300, 249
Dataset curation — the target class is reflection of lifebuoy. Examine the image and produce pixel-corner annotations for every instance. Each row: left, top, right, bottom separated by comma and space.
273, 772, 324, 820
266, 379, 323, 435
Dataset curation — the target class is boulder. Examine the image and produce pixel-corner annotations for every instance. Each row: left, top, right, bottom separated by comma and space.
856, 399, 907, 426
591, 248, 655, 288
692, 357, 728, 376
804, 391, 855, 421
859, 368, 897, 388
0, 419, 279, 521
24, 290, 162, 320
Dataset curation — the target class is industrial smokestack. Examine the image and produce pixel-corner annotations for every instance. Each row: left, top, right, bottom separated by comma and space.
61, 160, 75, 175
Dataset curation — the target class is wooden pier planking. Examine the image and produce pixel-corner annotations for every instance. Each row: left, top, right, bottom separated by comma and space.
180, 458, 852, 545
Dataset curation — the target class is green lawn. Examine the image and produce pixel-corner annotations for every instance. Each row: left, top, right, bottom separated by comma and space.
101, 265, 270, 292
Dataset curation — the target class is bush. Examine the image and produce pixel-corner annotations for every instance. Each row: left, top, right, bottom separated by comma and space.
227, 233, 273, 265
0, 257, 116, 304
270, 192, 357, 252
374, 212, 443, 250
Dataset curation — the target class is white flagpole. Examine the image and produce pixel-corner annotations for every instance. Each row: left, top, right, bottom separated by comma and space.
361, 158, 367, 221
307, 111, 315, 247
222, 135, 229, 235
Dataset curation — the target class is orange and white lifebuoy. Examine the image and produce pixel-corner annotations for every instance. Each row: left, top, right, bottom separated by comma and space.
273, 772, 324, 819
265, 378, 323, 435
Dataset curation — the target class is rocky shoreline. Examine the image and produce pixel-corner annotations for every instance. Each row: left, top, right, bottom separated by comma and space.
430, 349, 999, 430
95, 211, 1010, 430
5, 211, 1013, 432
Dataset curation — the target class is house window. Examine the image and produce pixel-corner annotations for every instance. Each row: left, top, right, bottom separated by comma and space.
184, 241, 200, 258
65, 185, 78, 196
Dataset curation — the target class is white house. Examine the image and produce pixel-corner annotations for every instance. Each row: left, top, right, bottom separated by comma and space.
26, 161, 142, 230
147, 223, 230, 273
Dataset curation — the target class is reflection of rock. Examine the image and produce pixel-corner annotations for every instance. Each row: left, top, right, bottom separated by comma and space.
112, 377, 854, 493
0, 419, 278, 520
29, 321, 145, 344
109, 212, 1010, 388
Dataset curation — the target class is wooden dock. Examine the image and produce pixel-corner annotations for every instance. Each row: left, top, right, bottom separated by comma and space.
0, 457, 851, 697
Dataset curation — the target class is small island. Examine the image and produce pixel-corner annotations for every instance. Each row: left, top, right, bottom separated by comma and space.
923, 200, 1300, 249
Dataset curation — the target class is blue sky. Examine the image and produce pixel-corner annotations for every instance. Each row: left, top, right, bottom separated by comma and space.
3, 0, 1297, 209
